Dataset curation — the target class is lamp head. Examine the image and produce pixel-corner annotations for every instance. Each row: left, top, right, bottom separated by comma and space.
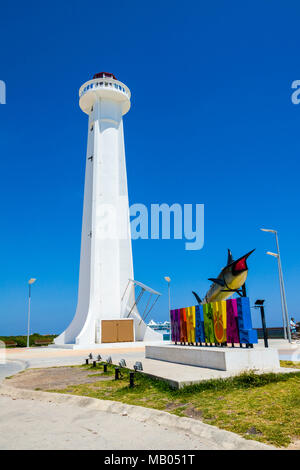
260, 228, 277, 234
28, 278, 37, 285
266, 251, 279, 258
164, 276, 171, 283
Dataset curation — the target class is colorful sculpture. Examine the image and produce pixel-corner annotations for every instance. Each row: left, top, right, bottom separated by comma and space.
192, 249, 255, 304
171, 296, 257, 347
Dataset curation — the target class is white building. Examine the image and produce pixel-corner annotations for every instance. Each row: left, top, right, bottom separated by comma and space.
54, 73, 161, 347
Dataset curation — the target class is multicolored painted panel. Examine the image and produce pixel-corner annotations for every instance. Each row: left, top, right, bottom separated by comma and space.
226, 298, 240, 344
195, 305, 205, 343
213, 301, 227, 344
170, 297, 257, 346
203, 303, 215, 344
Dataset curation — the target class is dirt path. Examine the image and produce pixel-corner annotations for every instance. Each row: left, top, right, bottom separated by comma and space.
6, 366, 110, 390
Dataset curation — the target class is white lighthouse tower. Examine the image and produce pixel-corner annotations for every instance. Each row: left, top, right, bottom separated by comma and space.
55, 73, 161, 347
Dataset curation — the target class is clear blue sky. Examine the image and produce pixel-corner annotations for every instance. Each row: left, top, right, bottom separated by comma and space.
0, 1, 299, 335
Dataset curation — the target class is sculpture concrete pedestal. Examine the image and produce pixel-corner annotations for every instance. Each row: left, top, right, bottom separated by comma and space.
145, 344, 280, 372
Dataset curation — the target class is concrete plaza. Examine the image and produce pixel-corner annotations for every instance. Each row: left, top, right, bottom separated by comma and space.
1, 338, 299, 388
0, 339, 298, 450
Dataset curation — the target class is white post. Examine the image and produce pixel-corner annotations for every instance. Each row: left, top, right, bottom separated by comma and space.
168, 282, 171, 340
277, 257, 287, 339
27, 284, 31, 348
27, 278, 36, 348
274, 232, 291, 343
262, 228, 291, 343
164, 276, 171, 340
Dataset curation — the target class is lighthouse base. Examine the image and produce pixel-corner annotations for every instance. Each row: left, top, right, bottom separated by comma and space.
49, 339, 165, 350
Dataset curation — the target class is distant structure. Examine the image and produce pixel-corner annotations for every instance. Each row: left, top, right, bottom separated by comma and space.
55, 73, 161, 347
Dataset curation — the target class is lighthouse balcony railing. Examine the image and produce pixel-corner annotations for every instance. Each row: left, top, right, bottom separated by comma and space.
79, 80, 130, 99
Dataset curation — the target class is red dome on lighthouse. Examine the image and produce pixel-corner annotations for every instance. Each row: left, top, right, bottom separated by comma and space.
93, 72, 117, 80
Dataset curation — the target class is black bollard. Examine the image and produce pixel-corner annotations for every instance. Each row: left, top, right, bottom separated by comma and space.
93, 360, 96, 367
115, 367, 120, 380
260, 305, 268, 348
129, 372, 135, 388
104, 363, 107, 372
254, 300, 268, 348
85, 359, 89, 365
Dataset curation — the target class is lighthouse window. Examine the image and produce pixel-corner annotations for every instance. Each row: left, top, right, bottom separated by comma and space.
105, 83, 108, 87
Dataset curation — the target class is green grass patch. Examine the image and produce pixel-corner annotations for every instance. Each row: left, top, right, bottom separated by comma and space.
280, 360, 300, 369
48, 364, 300, 448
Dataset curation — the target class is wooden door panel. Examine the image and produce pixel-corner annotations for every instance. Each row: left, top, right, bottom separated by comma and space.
101, 320, 118, 343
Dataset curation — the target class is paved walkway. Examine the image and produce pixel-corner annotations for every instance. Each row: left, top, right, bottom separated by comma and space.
0, 395, 210, 450
0, 386, 273, 450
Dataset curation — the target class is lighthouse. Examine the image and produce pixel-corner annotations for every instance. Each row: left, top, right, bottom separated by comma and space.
55, 73, 161, 347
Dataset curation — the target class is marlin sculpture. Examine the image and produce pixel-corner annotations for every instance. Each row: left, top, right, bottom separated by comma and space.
192, 249, 255, 304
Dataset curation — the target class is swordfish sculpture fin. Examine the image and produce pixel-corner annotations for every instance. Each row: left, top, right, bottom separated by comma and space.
227, 249, 234, 266
192, 291, 202, 305
208, 278, 225, 287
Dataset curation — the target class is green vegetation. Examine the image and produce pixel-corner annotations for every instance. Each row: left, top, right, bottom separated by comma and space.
49, 363, 300, 448
0, 333, 57, 347
280, 360, 300, 369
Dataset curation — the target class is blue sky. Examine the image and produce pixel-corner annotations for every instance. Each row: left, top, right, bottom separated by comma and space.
0, 1, 299, 335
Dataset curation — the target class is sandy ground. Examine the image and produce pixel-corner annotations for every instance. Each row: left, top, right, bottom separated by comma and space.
0, 395, 215, 450
5, 366, 111, 390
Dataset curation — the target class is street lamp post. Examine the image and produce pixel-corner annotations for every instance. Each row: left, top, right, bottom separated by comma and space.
261, 229, 291, 343
27, 278, 37, 348
164, 276, 171, 341
266, 251, 286, 339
